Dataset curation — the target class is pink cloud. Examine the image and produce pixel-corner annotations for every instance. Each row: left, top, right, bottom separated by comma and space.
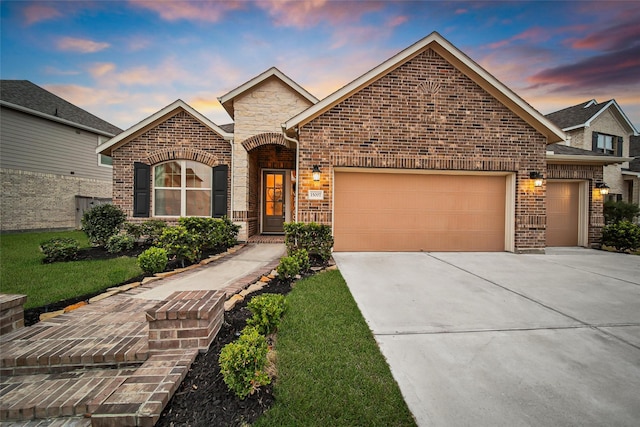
487, 27, 550, 50
23, 4, 62, 25
257, 0, 383, 28
89, 63, 116, 78
56, 37, 110, 53
387, 15, 408, 28
129, 0, 245, 22
571, 21, 640, 51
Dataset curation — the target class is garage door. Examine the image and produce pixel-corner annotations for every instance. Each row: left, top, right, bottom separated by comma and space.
334, 172, 506, 252
546, 181, 579, 247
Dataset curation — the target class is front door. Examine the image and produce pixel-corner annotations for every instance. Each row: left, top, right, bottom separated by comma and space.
263, 171, 286, 233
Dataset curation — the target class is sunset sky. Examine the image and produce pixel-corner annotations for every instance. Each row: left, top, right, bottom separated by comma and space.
1, 0, 639, 131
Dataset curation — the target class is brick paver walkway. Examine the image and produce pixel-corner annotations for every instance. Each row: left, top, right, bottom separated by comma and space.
0, 244, 283, 427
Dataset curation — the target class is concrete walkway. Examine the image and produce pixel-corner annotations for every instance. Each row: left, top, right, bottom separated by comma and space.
335, 248, 640, 427
0, 243, 285, 426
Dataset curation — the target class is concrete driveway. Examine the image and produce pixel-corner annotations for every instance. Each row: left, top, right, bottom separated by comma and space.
334, 248, 640, 426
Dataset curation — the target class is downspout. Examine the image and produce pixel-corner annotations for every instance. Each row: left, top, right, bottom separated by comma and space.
227, 135, 234, 223
282, 124, 299, 222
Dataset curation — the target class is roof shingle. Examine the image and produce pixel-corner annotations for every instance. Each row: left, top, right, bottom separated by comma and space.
545, 100, 610, 130
0, 80, 122, 135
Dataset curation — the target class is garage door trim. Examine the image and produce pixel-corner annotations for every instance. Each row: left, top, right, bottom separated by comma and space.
332, 168, 515, 252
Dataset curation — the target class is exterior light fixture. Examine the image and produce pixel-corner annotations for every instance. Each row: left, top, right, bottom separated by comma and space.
595, 182, 610, 195
529, 171, 544, 187
312, 165, 321, 182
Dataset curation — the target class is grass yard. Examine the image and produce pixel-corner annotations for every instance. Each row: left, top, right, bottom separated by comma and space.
0, 230, 141, 309
256, 270, 416, 427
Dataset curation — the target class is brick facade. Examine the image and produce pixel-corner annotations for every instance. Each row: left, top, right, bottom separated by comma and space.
0, 168, 111, 231
111, 110, 231, 221
297, 48, 548, 252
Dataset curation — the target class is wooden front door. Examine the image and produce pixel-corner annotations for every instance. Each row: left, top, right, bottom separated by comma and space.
263, 171, 286, 233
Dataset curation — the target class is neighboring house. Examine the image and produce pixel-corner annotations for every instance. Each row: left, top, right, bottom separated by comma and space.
98, 32, 622, 253
0, 80, 123, 231
546, 99, 639, 205
627, 135, 640, 206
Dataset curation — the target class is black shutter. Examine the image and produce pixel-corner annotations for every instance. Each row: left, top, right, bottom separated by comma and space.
616, 136, 623, 157
133, 162, 150, 217
592, 132, 599, 152
212, 165, 228, 218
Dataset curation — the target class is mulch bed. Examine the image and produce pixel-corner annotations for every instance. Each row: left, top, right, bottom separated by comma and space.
156, 277, 293, 427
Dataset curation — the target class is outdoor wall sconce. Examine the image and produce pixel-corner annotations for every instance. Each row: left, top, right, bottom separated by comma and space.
595, 182, 610, 195
312, 165, 321, 182
529, 171, 544, 187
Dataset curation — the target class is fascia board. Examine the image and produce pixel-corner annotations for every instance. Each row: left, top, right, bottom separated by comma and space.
1, 100, 117, 137
285, 32, 566, 144
546, 153, 632, 165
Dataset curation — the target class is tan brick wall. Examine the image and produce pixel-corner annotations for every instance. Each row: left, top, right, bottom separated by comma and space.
297, 48, 548, 251
547, 163, 604, 247
111, 110, 231, 220
1, 168, 111, 231
232, 76, 314, 239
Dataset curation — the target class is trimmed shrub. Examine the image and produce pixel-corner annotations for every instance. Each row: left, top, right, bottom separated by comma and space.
602, 221, 640, 252
156, 225, 200, 266
81, 204, 126, 247
246, 293, 287, 335
604, 200, 639, 225
292, 248, 310, 273
137, 247, 168, 274
284, 222, 334, 261
179, 216, 240, 250
40, 238, 80, 263
219, 327, 270, 399
123, 222, 144, 239
141, 220, 167, 245
106, 234, 135, 254
276, 255, 300, 282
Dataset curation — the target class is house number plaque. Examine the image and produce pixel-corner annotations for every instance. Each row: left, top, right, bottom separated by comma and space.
308, 190, 324, 200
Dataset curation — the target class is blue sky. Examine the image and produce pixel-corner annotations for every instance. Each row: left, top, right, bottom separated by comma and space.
1, 1, 639, 131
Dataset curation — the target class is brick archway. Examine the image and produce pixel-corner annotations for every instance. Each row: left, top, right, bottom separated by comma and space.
146, 148, 220, 167
242, 133, 289, 152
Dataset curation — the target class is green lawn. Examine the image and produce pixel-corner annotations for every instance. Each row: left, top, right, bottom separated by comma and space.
0, 231, 142, 309
256, 270, 416, 427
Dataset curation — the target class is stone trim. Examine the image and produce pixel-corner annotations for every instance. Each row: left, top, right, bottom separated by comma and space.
242, 132, 289, 152
331, 153, 518, 171
146, 148, 221, 167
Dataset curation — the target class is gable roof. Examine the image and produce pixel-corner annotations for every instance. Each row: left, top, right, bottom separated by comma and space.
96, 99, 232, 156
284, 32, 565, 144
218, 67, 318, 118
0, 80, 122, 136
546, 99, 639, 135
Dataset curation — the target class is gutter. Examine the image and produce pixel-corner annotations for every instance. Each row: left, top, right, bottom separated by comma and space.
281, 124, 299, 222
546, 152, 632, 165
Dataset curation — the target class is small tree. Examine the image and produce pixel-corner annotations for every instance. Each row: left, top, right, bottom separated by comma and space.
81, 204, 126, 247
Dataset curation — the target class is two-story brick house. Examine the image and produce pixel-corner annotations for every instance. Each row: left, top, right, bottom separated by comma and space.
98, 32, 624, 252
546, 99, 639, 206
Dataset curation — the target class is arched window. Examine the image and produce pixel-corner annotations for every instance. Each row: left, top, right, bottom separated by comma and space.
153, 160, 211, 217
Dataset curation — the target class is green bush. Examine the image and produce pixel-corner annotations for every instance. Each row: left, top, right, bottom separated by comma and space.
81, 204, 126, 247
141, 220, 167, 245
277, 255, 300, 282
219, 326, 271, 399
604, 200, 639, 225
106, 234, 135, 254
178, 216, 239, 250
602, 221, 640, 252
156, 225, 200, 266
246, 293, 287, 335
284, 222, 334, 261
40, 237, 80, 263
123, 222, 144, 239
137, 247, 168, 274
292, 248, 310, 273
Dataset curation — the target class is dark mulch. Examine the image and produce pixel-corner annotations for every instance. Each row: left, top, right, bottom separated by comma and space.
156, 277, 294, 427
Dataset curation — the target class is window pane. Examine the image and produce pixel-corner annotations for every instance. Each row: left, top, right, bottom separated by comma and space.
155, 162, 181, 187
100, 154, 112, 166
186, 190, 211, 216
155, 189, 180, 216
186, 161, 211, 188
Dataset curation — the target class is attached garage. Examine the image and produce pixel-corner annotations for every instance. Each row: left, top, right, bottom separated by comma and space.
546, 181, 583, 247
333, 171, 509, 252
